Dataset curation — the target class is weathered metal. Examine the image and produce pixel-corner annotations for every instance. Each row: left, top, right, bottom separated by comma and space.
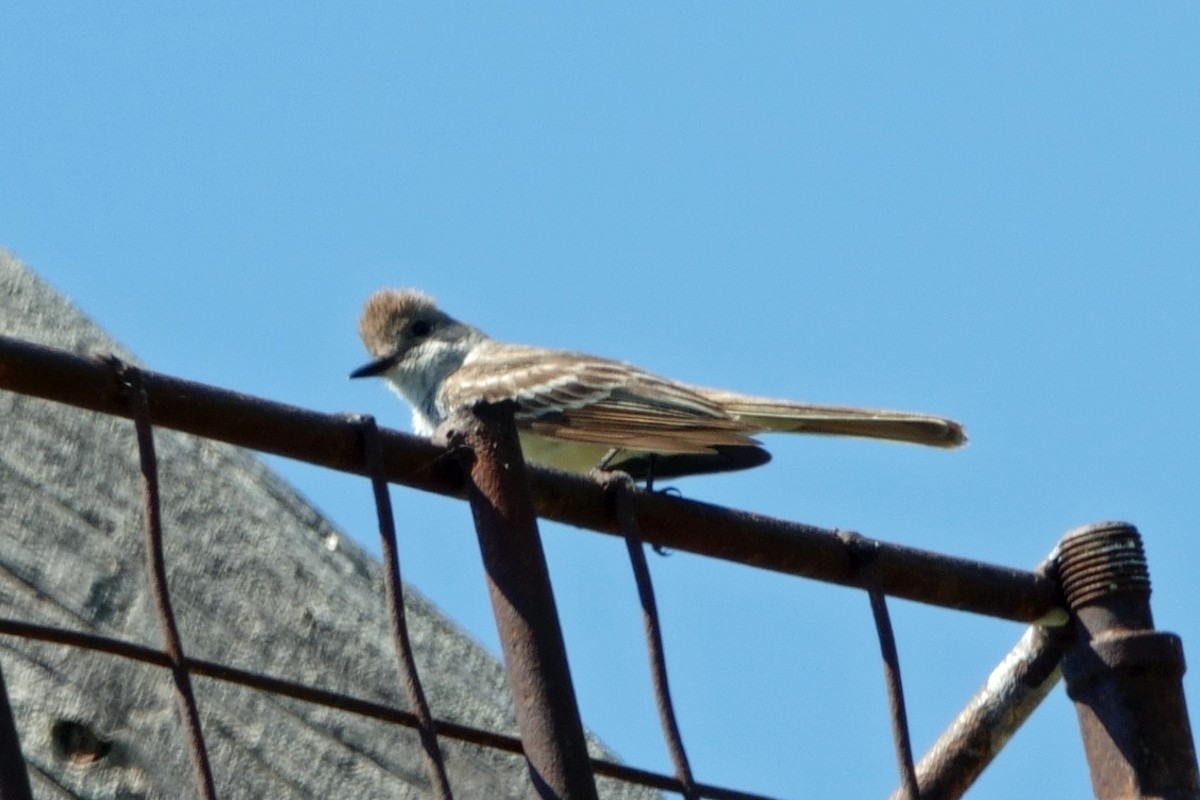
357, 414, 455, 800
840, 532, 921, 799
440, 400, 599, 800
1058, 522, 1199, 800
11, 333, 1196, 799
0, 334, 1059, 623
610, 475, 698, 799
887, 622, 1074, 800
0, 617, 776, 800
116, 359, 218, 800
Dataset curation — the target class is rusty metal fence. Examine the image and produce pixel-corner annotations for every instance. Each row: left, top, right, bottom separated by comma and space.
0, 332, 1196, 800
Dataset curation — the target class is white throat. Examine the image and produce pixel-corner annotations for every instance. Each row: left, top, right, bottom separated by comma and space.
384, 333, 480, 434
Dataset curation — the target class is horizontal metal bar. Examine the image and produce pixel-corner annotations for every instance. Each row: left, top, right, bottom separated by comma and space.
0, 334, 1060, 622
0, 619, 776, 800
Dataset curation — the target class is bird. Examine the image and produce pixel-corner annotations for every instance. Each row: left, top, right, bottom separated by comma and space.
350, 289, 965, 480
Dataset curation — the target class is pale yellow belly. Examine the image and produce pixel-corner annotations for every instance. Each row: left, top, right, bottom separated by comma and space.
517, 432, 632, 473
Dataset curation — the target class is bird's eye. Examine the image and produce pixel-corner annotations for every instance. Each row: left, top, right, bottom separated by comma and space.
410, 319, 432, 337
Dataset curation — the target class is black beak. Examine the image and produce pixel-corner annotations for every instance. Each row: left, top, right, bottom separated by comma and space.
349, 354, 397, 379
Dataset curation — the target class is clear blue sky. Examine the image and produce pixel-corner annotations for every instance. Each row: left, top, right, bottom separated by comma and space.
3, 5, 1197, 798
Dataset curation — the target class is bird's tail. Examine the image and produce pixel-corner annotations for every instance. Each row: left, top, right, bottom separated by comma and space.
695, 388, 966, 449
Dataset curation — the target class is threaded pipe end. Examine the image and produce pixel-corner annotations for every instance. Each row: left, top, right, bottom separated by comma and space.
1057, 521, 1150, 610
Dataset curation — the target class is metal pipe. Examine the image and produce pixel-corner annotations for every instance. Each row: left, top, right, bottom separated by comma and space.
887, 622, 1074, 800
0, 334, 1060, 623
1058, 521, 1200, 800
440, 401, 599, 800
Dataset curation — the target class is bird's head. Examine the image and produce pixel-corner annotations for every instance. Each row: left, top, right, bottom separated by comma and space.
350, 289, 479, 381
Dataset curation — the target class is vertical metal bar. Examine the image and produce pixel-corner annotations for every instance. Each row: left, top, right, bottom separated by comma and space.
1057, 521, 1200, 800
840, 532, 920, 799
114, 359, 218, 800
887, 622, 1073, 800
887, 555, 1071, 800
440, 401, 599, 800
357, 415, 455, 800
868, 587, 921, 800
609, 476, 699, 799
0, 657, 34, 800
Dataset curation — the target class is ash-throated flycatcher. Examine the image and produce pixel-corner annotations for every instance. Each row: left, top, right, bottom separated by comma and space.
350, 289, 965, 479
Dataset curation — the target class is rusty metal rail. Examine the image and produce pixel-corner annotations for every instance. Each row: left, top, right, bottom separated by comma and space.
0, 334, 1059, 624
0, 617, 775, 800
3, 333, 1197, 800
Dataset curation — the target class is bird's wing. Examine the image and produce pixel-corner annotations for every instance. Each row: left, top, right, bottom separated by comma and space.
693, 387, 966, 448
441, 343, 760, 454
